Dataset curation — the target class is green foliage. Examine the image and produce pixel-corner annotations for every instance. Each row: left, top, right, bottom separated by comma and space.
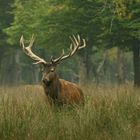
5, 0, 104, 49
1, 0, 140, 85
0, 0, 13, 46
100, 0, 140, 49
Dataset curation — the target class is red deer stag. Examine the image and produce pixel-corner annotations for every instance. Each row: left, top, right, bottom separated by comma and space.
20, 35, 86, 105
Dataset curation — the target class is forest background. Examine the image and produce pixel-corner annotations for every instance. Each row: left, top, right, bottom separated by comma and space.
1, 0, 140, 87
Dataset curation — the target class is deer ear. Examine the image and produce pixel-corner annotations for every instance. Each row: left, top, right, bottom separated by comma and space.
40, 64, 45, 72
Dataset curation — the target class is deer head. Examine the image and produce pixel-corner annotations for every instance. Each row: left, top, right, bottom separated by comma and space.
20, 35, 86, 86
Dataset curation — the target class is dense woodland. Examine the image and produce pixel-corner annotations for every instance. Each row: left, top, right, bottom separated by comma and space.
0, 0, 140, 86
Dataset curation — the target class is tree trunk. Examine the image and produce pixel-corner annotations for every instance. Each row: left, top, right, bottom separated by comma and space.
14, 49, 22, 85
78, 46, 91, 85
117, 48, 125, 84
34, 66, 40, 84
78, 58, 88, 86
1, 50, 14, 85
133, 46, 140, 87
78, 35, 94, 85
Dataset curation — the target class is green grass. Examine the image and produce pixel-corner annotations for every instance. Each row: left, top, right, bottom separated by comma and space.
0, 85, 140, 140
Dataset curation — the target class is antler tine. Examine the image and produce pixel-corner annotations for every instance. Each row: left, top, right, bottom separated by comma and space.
51, 35, 86, 64
28, 34, 35, 48
72, 35, 79, 46
78, 38, 86, 49
69, 36, 76, 49
51, 49, 65, 63
70, 44, 73, 51
20, 35, 25, 49
20, 35, 47, 65
69, 35, 82, 55
77, 34, 81, 43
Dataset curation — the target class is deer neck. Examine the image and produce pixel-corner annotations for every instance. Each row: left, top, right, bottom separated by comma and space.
43, 75, 61, 102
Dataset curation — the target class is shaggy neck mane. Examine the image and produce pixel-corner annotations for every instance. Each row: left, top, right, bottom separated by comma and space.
43, 76, 61, 103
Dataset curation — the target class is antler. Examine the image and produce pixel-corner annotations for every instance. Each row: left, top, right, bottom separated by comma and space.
20, 35, 47, 65
51, 35, 86, 64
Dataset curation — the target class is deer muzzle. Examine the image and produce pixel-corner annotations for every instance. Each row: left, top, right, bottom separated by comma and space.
42, 78, 51, 86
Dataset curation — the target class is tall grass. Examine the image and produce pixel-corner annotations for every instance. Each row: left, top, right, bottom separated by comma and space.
0, 85, 140, 140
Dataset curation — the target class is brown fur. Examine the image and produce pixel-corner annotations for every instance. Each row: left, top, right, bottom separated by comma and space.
43, 78, 84, 105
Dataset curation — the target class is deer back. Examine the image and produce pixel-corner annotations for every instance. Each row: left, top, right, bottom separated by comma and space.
58, 79, 84, 105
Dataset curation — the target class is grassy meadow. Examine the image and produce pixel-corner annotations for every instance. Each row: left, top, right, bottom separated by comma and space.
0, 84, 140, 140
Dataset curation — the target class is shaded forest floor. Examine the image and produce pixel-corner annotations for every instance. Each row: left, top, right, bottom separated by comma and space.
0, 84, 140, 140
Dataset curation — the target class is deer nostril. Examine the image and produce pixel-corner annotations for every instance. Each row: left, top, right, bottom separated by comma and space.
42, 79, 51, 85
42, 79, 46, 84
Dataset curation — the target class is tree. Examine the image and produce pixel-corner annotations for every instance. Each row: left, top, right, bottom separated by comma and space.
0, 0, 14, 85
5, 0, 105, 85
5, 0, 138, 86
100, 0, 140, 86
